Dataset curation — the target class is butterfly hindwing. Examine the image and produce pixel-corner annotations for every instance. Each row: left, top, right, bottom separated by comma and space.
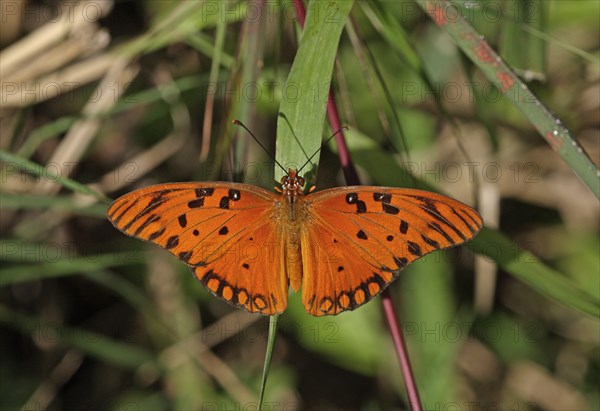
300, 220, 397, 316
301, 187, 483, 316
107, 182, 289, 314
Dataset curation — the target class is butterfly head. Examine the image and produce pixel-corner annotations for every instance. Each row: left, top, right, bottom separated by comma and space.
280, 169, 306, 196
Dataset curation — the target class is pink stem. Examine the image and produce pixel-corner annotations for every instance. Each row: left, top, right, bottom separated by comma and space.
292, 1, 422, 409
382, 291, 422, 410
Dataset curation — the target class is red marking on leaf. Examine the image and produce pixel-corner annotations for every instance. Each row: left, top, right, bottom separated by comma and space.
474, 41, 495, 64
429, 2, 447, 26
497, 72, 515, 92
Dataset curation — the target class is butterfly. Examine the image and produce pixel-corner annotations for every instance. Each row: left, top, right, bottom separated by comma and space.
107, 167, 482, 316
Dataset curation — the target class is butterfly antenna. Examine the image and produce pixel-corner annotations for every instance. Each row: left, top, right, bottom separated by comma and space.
232, 120, 288, 175
297, 126, 350, 174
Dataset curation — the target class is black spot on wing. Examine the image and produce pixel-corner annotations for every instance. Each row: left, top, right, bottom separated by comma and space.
166, 235, 179, 249
193, 229, 199, 236
386, 235, 394, 241
373, 192, 392, 203
407, 241, 422, 256
399, 220, 409, 234
356, 200, 367, 213
148, 227, 165, 241
382, 203, 399, 214
219, 196, 230, 209
229, 189, 241, 201
196, 188, 214, 197
394, 256, 408, 269
346, 193, 366, 213
356, 230, 368, 240
242, 263, 250, 269
421, 234, 440, 249
337, 266, 344, 272
178, 214, 187, 228
179, 251, 192, 263
188, 198, 205, 208
219, 226, 229, 235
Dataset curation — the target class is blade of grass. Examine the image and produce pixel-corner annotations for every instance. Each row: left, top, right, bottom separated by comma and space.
231, 2, 264, 177
416, 0, 600, 199
0, 150, 109, 202
0, 253, 140, 286
16, 116, 78, 159
258, 314, 279, 410
0, 305, 158, 370
468, 227, 600, 318
275, 0, 354, 181
186, 32, 235, 68
265, 1, 354, 407
0, 194, 107, 217
499, 0, 546, 81
118, 2, 248, 58
199, 16, 227, 161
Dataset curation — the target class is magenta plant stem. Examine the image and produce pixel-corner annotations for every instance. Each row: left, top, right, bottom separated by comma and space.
326, 89, 360, 184
292, 1, 423, 409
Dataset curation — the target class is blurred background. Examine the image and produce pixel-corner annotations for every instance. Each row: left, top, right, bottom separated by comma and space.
1, 1, 598, 410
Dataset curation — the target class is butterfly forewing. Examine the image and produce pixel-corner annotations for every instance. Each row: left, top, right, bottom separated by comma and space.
107, 183, 289, 315
301, 187, 483, 316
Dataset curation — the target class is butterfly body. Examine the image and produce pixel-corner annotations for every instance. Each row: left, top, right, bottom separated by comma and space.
108, 171, 482, 316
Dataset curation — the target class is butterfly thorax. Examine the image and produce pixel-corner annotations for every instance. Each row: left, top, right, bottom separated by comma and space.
279, 169, 306, 221
280, 169, 305, 198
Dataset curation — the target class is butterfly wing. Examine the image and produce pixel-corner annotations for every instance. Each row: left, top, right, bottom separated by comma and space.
301, 187, 483, 316
107, 183, 289, 315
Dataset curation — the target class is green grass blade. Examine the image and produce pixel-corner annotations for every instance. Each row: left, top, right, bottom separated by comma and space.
275, 0, 354, 181
1, 194, 107, 217
258, 314, 279, 410
0, 253, 139, 286
415, 0, 600, 199
468, 227, 599, 318
499, 0, 546, 80
0, 239, 142, 286
0, 150, 109, 202
16, 117, 78, 159
263, 2, 353, 405
0, 305, 157, 370
360, 1, 422, 72
187, 32, 234, 68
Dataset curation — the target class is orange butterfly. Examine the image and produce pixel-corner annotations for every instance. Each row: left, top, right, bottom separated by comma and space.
107, 169, 482, 316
